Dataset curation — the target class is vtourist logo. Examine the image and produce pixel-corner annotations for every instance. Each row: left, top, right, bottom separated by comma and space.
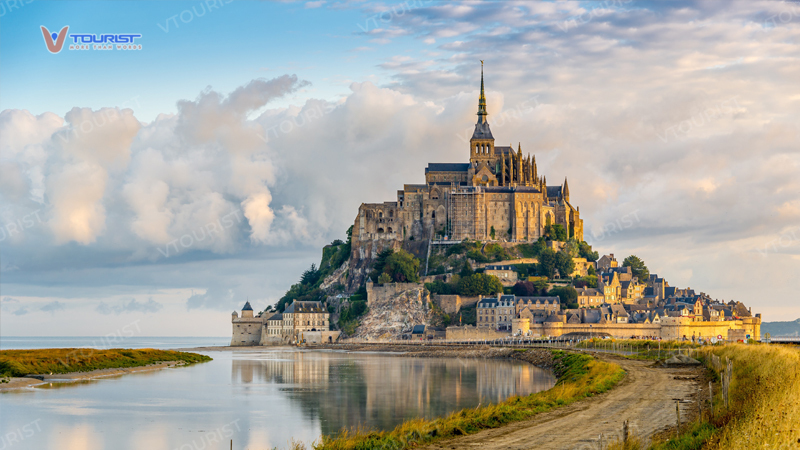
40, 25, 143, 53
40, 25, 69, 53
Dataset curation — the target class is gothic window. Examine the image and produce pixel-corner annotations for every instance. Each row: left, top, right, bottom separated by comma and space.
388, 227, 393, 233
389, 210, 393, 218
431, 211, 436, 219
379, 212, 383, 218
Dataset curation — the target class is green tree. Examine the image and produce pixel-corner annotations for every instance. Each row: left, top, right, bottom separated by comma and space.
378, 272, 392, 284
458, 274, 503, 296
369, 248, 395, 282
383, 249, 420, 283
301, 264, 322, 286
538, 248, 558, 278
555, 251, 575, 279
545, 224, 568, 241
578, 241, 599, 262
623, 255, 650, 281
459, 260, 474, 278
549, 286, 578, 308
532, 278, 549, 293
490, 226, 496, 240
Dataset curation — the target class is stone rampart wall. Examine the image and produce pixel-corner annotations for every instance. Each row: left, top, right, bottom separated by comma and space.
445, 325, 509, 340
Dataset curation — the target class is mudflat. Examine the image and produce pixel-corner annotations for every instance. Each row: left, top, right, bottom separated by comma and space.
0, 361, 182, 391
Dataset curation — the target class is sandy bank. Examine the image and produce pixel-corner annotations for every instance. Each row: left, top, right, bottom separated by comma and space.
0, 361, 183, 391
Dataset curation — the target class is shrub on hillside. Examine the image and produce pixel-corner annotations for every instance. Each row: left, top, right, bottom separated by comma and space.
458, 273, 503, 296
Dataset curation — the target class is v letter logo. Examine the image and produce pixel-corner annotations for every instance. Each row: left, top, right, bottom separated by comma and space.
41, 26, 69, 53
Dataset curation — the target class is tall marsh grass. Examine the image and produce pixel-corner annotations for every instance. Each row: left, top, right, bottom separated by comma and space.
611, 344, 800, 450
0, 348, 212, 376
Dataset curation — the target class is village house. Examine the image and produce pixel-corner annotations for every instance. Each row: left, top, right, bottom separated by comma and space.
576, 287, 604, 307
484, 265, 519, 286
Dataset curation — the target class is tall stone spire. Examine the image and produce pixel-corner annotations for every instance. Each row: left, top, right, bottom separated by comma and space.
563, 177, 570, 202
470, 61, 494, 141
477, 60, 488, 123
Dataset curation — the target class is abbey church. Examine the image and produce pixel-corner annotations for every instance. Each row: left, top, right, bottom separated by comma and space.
353, 65, 583, 244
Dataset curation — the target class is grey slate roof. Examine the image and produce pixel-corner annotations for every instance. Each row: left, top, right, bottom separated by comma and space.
426, 163, 471, 173
269, 313, 283, 321
478, 298, 499, 307
242, 301, 253, 311
481, 186, 543, 193
576, 288, 602, 295
546, 186, 562, 198
471, 121, 494, 140
494, 146, 513, 154
284, 301, 324, 314
411, 325, 426, 334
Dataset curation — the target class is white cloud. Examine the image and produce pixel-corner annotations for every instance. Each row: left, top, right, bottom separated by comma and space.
2, 1, 800, 330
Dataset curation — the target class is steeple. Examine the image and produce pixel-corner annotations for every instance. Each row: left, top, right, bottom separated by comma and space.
470, 61, 494, 141
563, 177, 570, 202
477, 60, 488, 123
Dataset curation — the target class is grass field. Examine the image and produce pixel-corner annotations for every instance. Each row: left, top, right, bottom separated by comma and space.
310, 350, 625, 450
0, 348, 212, 377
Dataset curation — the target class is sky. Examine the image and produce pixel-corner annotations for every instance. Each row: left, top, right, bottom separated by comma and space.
1, 0, 799, 337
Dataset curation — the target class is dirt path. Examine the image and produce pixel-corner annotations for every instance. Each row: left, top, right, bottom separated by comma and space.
419, 354, 702, 450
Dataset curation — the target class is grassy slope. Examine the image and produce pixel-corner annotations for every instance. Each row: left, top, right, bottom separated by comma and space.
313, 350, 625, 450
0, 348, 212, 377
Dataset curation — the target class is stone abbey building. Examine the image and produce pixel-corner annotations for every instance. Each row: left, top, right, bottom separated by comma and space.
353, 65, 583, 244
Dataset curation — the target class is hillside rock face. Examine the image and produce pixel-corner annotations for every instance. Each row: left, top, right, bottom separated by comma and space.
352, 285, 431, 339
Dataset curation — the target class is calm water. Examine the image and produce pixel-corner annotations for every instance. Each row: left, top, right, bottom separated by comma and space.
0, 344, 556, 450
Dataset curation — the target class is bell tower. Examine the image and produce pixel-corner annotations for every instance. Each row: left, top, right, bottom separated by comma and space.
470, 61, 495, 166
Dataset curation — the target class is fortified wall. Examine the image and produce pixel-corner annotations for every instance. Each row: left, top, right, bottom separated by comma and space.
473, 315, 761, 341
366, 281, 428, 307
445, 325, 512, 341
434, 295, 480, 314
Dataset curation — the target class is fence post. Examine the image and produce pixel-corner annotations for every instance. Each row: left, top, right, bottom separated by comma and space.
676, 400, 681, 437
623, 419, 629, 443
709, 381, 713, 414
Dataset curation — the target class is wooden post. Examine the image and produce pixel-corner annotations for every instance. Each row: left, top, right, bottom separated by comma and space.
676, 400, 681, 437
230, 440, 232, 450
709, 381, 713, 414
623, 420, 629, 443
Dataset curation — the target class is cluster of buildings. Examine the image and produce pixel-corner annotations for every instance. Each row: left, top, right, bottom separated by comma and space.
462, 253, 761, 341
231, 300, 339, 346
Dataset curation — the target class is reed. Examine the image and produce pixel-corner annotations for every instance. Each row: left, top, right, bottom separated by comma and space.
0, 348, 211, 376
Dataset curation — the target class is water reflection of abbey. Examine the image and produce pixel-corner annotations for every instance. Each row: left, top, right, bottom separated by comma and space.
231, 352, 555, 435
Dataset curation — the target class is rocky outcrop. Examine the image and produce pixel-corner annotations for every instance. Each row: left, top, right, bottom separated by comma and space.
351, 284, 431, 339
320, 259, 350, 291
